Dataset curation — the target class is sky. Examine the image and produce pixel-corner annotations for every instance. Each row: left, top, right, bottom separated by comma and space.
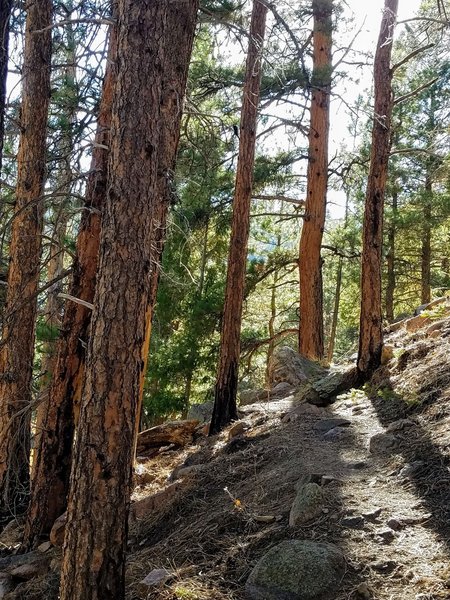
328, 0, 423, 217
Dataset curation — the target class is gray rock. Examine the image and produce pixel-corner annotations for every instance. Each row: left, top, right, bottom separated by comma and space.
315, 418, 351, 434
386, 518, 403, 531
269, 346, 327, 387
138, 568, 172, 593
341, 516, 365, 529
228, 420, 250, 440
375, 528, 395, 543
246, 540, 345, 600
271, 382, 295, 398
386, 419, 415, 433
323, 427, 351, 441
289, 483, 324, 527
281, 403, 324, 423
369, 432, 398, 454
239, 389, 270, 406
187, 401, 214, 423
312, 367, 358, 403
362, 508, 382, 521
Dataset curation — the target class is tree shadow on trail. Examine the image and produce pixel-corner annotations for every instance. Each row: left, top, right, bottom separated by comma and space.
369, 368, 450, 548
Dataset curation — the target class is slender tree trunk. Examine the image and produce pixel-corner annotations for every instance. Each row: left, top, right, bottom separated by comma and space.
385, 190, 397, 322
298, 0, 333, 361
421, 176, 432, 304
0, 0, 12, 176
327, 257, 343, 362
210, 0, 267, 435
265, 234, 280, 386
59, 2, 197, 598
0, 0, 52, 524
357, 0, 398, 376
23, 27, 116, 549
34, 26, 76, 455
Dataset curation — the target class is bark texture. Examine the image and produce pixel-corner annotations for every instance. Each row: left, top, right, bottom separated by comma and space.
385, 190, 397, 322
59, 1, 197, 597
298, 0, 333, 361
137, 0, 199, 444
0, 0, 52, 524
23, 28, 117, 549
210, 0, 268, 435
357, 0, 398, 375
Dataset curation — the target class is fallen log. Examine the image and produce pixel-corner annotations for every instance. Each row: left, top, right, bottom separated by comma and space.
136, 420, 199, 454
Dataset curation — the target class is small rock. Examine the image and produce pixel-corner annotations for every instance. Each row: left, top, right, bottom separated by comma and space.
315, 418, 351, 434
138, 568, 171, 593
170, 464, 203, 482
246, 540, 345, 600
369, 560, 398, 574
324, 426, 351, 441
356, 582, 372, 599
50, 512, 67, 548
386, 517, 403, 531
362, 507, 382, 521
134, 463, 153, 486
289, 483, 324, 527
37, 541, 52, 553
227, 420, 250, 440
281, 402, 323, 423
271, 382, 295, 398
341, 515, 365, 529
398, 461, 424, 478
321, 475, 338, 486
369, 432, 398, 454
349, 460, 368, 470
375, 528, 395, 543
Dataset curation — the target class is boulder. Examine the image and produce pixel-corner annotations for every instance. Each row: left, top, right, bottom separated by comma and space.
323, 427, 352, 441
187, 401, 214, 423
311, 367, 358, 404
289, 483, 324, 527
271, 382, 295, 398
239, 389, 270, 406
246, 540, 345, 600
369, 433, 398, 455
404, 314, 432, 333
269, 346, 327, 387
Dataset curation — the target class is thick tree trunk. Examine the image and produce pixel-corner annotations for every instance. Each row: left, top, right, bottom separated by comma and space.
136, 0, 199, 445
210, 0, 267, 435
23, 28, 116, 549
59, 2, 197, 598
421, 176, 432, 304
0, 0, 12, 175
0, 0, 52, 524
298, 0, 333, 361
385, 190, 397, 322
357, 0, 398, 376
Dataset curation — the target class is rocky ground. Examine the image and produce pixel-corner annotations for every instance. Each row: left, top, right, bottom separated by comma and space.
2, 300, 450, 599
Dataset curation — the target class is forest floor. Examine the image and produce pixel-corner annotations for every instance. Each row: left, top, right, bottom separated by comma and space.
3, 307, 450, 600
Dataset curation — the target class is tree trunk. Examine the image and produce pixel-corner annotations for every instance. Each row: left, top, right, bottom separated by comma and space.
34, 23, 76, 456
0, 0, 12, 176
210, 0, 267, 435
59, 2, 198, 598
23, 27, 116, 549
385, 189, 397, 322
298, 0, 333, 361
421, 176, 432, 304
357, 0, 398, 376
265, 235, 280, 386
0, 0, 52, 524
136, 0, 200, 446
326, 257, 343, 362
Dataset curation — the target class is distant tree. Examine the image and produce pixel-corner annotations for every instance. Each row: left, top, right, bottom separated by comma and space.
0, 0, 12, 176
298, 0, 333, 361
58, 1, 198, 597
358, 0, 398, 375
0, 0, 52, 523
210, 0, 268, 434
